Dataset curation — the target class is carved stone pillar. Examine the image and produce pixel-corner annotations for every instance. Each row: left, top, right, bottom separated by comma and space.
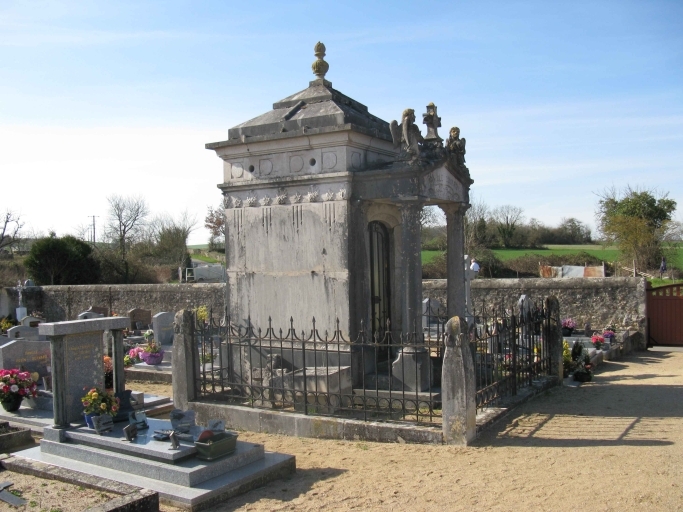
352, 200, 371, 338
398, 202, 423, 337
442, 203, 467, 318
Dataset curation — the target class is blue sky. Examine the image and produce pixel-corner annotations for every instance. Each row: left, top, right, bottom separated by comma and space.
1, 0, 682, 244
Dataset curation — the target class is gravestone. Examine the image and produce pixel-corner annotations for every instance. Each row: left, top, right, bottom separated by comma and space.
127, 309, 152, 330
5, 326, 42, 341
152, 312, 174, 345
77, 311, 104, 320
392, 346, 432, 392
87, 306, 109, 316
422, 298, 444, 330
39, 316, 129, 427
20, 316, 44, 328
0, 339, 51, 377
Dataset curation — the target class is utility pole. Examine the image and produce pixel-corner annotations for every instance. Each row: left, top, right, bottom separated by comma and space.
88, 215, 99, 243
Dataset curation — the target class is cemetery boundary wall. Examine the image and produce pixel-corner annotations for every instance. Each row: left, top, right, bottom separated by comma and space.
427, 277, 648, 348
2, 278, 646, 344
1, 284, 225, 322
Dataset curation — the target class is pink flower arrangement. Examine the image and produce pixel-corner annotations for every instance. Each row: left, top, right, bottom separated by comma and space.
591, 334, 604, 349
562, 318, 576, 329
0, 369, 38, 402
603, 329, 615, 339
128, 347, 145, 362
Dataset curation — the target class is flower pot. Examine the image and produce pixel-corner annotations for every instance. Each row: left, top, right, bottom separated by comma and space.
141, 351, 164, 366
84, 412, 100, 428
561, 327, 574, 337
1, 395, 23, 412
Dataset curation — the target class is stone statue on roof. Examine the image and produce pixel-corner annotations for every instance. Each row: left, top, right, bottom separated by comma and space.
446, 126, 466, 167
390, 108, 424, 160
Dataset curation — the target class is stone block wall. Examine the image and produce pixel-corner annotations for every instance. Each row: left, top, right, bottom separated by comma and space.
424, 277, 647, 335
1, 284, 225, 322
2, 278, 647, 342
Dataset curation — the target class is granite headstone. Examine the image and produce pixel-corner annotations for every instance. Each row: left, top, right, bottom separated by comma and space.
152, 312, 174, 345
77, 311, 104, 320
5, 326, 41, 341
127, 309, 152, 330
0, 339, 51, 377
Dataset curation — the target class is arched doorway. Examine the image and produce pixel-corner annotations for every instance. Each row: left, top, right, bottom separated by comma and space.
368, 221, 391, 339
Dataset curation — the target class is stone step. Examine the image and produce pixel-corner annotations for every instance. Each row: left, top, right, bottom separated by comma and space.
40, 435, 264, 487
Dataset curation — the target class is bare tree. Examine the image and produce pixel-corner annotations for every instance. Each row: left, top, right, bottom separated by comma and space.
103, 195, 149, 283
0, 210, 23, 253
491, 205, 524, 248
464, 196, 490, 252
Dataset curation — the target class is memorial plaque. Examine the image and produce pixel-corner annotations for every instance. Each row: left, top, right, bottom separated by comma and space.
64, 332, 104, 423
127, 309, 152, 330
152, 312, 174, 345
128, 410, 149, 430
207, 419, 225, 433
93, 414, 114, 435
0, 339, 51, 377
170, 409, 195, 433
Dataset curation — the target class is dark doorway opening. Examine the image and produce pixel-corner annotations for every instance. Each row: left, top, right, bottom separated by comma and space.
369, 221, 391, 344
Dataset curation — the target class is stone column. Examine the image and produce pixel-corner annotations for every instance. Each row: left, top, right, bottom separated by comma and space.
173, 310, 199, 410
545, 296, 563, 383
442, 203, 467, 318
49, 335, 69, 429
111, 329, 125, 394
442, 316, 476, 444
398, 202, 423, 337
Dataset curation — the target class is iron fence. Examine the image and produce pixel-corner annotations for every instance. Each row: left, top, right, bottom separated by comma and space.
193, 299, 552, 427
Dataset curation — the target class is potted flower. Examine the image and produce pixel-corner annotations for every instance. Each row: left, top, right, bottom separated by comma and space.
591, 334, 604, 350
81, 387, 120, 428
0, 369, 38, 412
561, 318, 576, 337
140, 333, 164, 366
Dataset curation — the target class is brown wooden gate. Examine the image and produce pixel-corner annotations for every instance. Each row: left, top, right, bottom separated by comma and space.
647, 284, 683, 346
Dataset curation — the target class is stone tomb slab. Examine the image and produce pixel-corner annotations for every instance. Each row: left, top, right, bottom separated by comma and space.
56, 418, 200, 462
0, 339, 51, 376
62, 332, 104, 423
41, 419, 265, 487
152, 312, 174, 345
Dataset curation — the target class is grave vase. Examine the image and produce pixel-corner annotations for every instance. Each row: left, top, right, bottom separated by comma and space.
561, 327, 573, 337
84, 412, 100, 428
141, 350, 164, 366
1, 394, 22, 412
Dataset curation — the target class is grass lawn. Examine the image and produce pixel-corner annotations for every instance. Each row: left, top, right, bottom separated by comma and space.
192, 254, 221, 264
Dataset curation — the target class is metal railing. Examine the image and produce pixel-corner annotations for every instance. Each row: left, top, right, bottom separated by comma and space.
193, 300, 552, 426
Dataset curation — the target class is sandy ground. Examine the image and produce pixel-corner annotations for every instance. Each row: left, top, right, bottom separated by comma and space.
4, 351, 683, 511
202, 348, 683, 511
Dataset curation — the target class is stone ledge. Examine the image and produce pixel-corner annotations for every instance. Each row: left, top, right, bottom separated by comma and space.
3, 455, 160, 511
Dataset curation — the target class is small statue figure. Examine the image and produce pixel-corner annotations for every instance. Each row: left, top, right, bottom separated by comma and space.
446, 127, 466, 166
422, 102, 442, 144
390, 108, 424, 159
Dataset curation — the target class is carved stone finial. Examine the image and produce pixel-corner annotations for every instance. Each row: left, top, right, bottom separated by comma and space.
422, 102, 442, 143
312, 41, 329, 79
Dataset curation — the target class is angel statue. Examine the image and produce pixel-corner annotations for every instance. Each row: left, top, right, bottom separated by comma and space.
446, 126, 466, 166
390, 108, 424, 160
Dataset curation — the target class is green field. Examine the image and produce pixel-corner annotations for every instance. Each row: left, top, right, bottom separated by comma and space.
422, 245, 683, 268
491, 245, 620, 263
